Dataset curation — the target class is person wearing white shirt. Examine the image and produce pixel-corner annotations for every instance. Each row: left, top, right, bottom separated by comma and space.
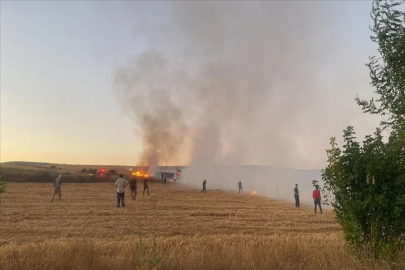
50, 174, 62, 202
115, 174, 129, 208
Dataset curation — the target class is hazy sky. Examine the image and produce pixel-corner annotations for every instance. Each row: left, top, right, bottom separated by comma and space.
0, 1, 381, 168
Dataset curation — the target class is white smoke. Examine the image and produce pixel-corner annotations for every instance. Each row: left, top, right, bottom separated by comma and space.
114, 1, 360, 203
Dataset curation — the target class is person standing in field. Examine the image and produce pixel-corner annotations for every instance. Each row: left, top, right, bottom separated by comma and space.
313, 185, 323, 214
129, 177, 137, 200
164, 176, 167, 185
143, 178, 150, 195
115, 174, 129, 208
50, 174, 62, 202
238, 180, 243, 193
201, 179, 207, 193
294, 184, 300, 208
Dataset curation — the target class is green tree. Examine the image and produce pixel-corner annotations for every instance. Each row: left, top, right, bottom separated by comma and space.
356, 0, 405, 129
323, 127, 405, 259
322, 0, 405, 260
81, 168, 87, 173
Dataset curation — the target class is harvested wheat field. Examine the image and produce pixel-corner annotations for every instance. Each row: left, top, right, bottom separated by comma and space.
0, 182, 404, 270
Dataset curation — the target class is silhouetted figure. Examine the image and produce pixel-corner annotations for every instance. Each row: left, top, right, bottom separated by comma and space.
294, 184, 300, 208
164, 176, 167, 185
143, 179, 150, 195
313, 185, 322, 214
50, 175, 62, 202
129, 178, 137, 200
238, 180, 243, 193
115, 174, 129, 208
201, 179, 207, 193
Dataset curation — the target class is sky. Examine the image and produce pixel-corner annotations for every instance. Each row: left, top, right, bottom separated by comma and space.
0, 1, 382, 169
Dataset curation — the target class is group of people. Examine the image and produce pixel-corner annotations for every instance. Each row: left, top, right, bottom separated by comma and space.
115, 174, 150, 208
49, 174, 150, 208
50, 175, 323, 213
293, 183, 323, 214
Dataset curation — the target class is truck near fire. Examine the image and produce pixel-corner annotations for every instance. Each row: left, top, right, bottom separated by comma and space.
153, 168, 182, 181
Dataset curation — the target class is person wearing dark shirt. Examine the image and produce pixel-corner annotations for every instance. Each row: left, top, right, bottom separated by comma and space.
294, 184, 300, 208
129, 178, 137, 200
143, 179, 150, 196
313, 185, 323, 214
238, 180, 243, 193
201, 179, 207, 193
164, 176, 167, 185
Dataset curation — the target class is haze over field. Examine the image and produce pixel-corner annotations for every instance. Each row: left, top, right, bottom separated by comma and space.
112, 2, 379, 195
2, 2, 379, 177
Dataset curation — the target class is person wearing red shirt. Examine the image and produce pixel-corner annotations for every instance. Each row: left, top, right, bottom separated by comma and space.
313, 186, 323, 214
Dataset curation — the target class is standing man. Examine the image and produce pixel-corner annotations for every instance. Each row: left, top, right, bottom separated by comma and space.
164, 176, 167, 185
115, 174, 129, 208
129, 177, 137, 200
313, 185, 323, 214
143, 178, 150, 196
294, 184, 300, 208
201, 179, 207, 193
50, 174, 62, 202
238, 180, 243, 193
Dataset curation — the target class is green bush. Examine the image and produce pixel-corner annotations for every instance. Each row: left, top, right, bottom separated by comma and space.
323, 128, 405, 259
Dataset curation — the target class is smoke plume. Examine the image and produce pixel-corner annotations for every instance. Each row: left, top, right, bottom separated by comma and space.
114, 50, 190, 168
114, 1, 360, 201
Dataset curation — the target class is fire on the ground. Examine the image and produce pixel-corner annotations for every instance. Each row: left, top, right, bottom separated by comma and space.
132, 171, 149, 178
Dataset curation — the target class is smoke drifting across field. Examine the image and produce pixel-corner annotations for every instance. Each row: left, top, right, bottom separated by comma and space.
114, 2, 348, 199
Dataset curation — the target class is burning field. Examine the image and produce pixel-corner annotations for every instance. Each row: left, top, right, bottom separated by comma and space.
1, 182, 404, 270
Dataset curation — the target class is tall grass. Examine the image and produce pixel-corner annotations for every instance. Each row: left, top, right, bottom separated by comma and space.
1, 235, 404, 270
1, 183, 404, 269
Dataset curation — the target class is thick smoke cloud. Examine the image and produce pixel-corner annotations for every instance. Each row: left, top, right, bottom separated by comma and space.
114, 50, 190, 168
114, 2, 368, 202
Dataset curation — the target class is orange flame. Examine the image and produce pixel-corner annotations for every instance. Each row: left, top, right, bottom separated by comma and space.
251, 190, 257, 195
132, 171, 148, 178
